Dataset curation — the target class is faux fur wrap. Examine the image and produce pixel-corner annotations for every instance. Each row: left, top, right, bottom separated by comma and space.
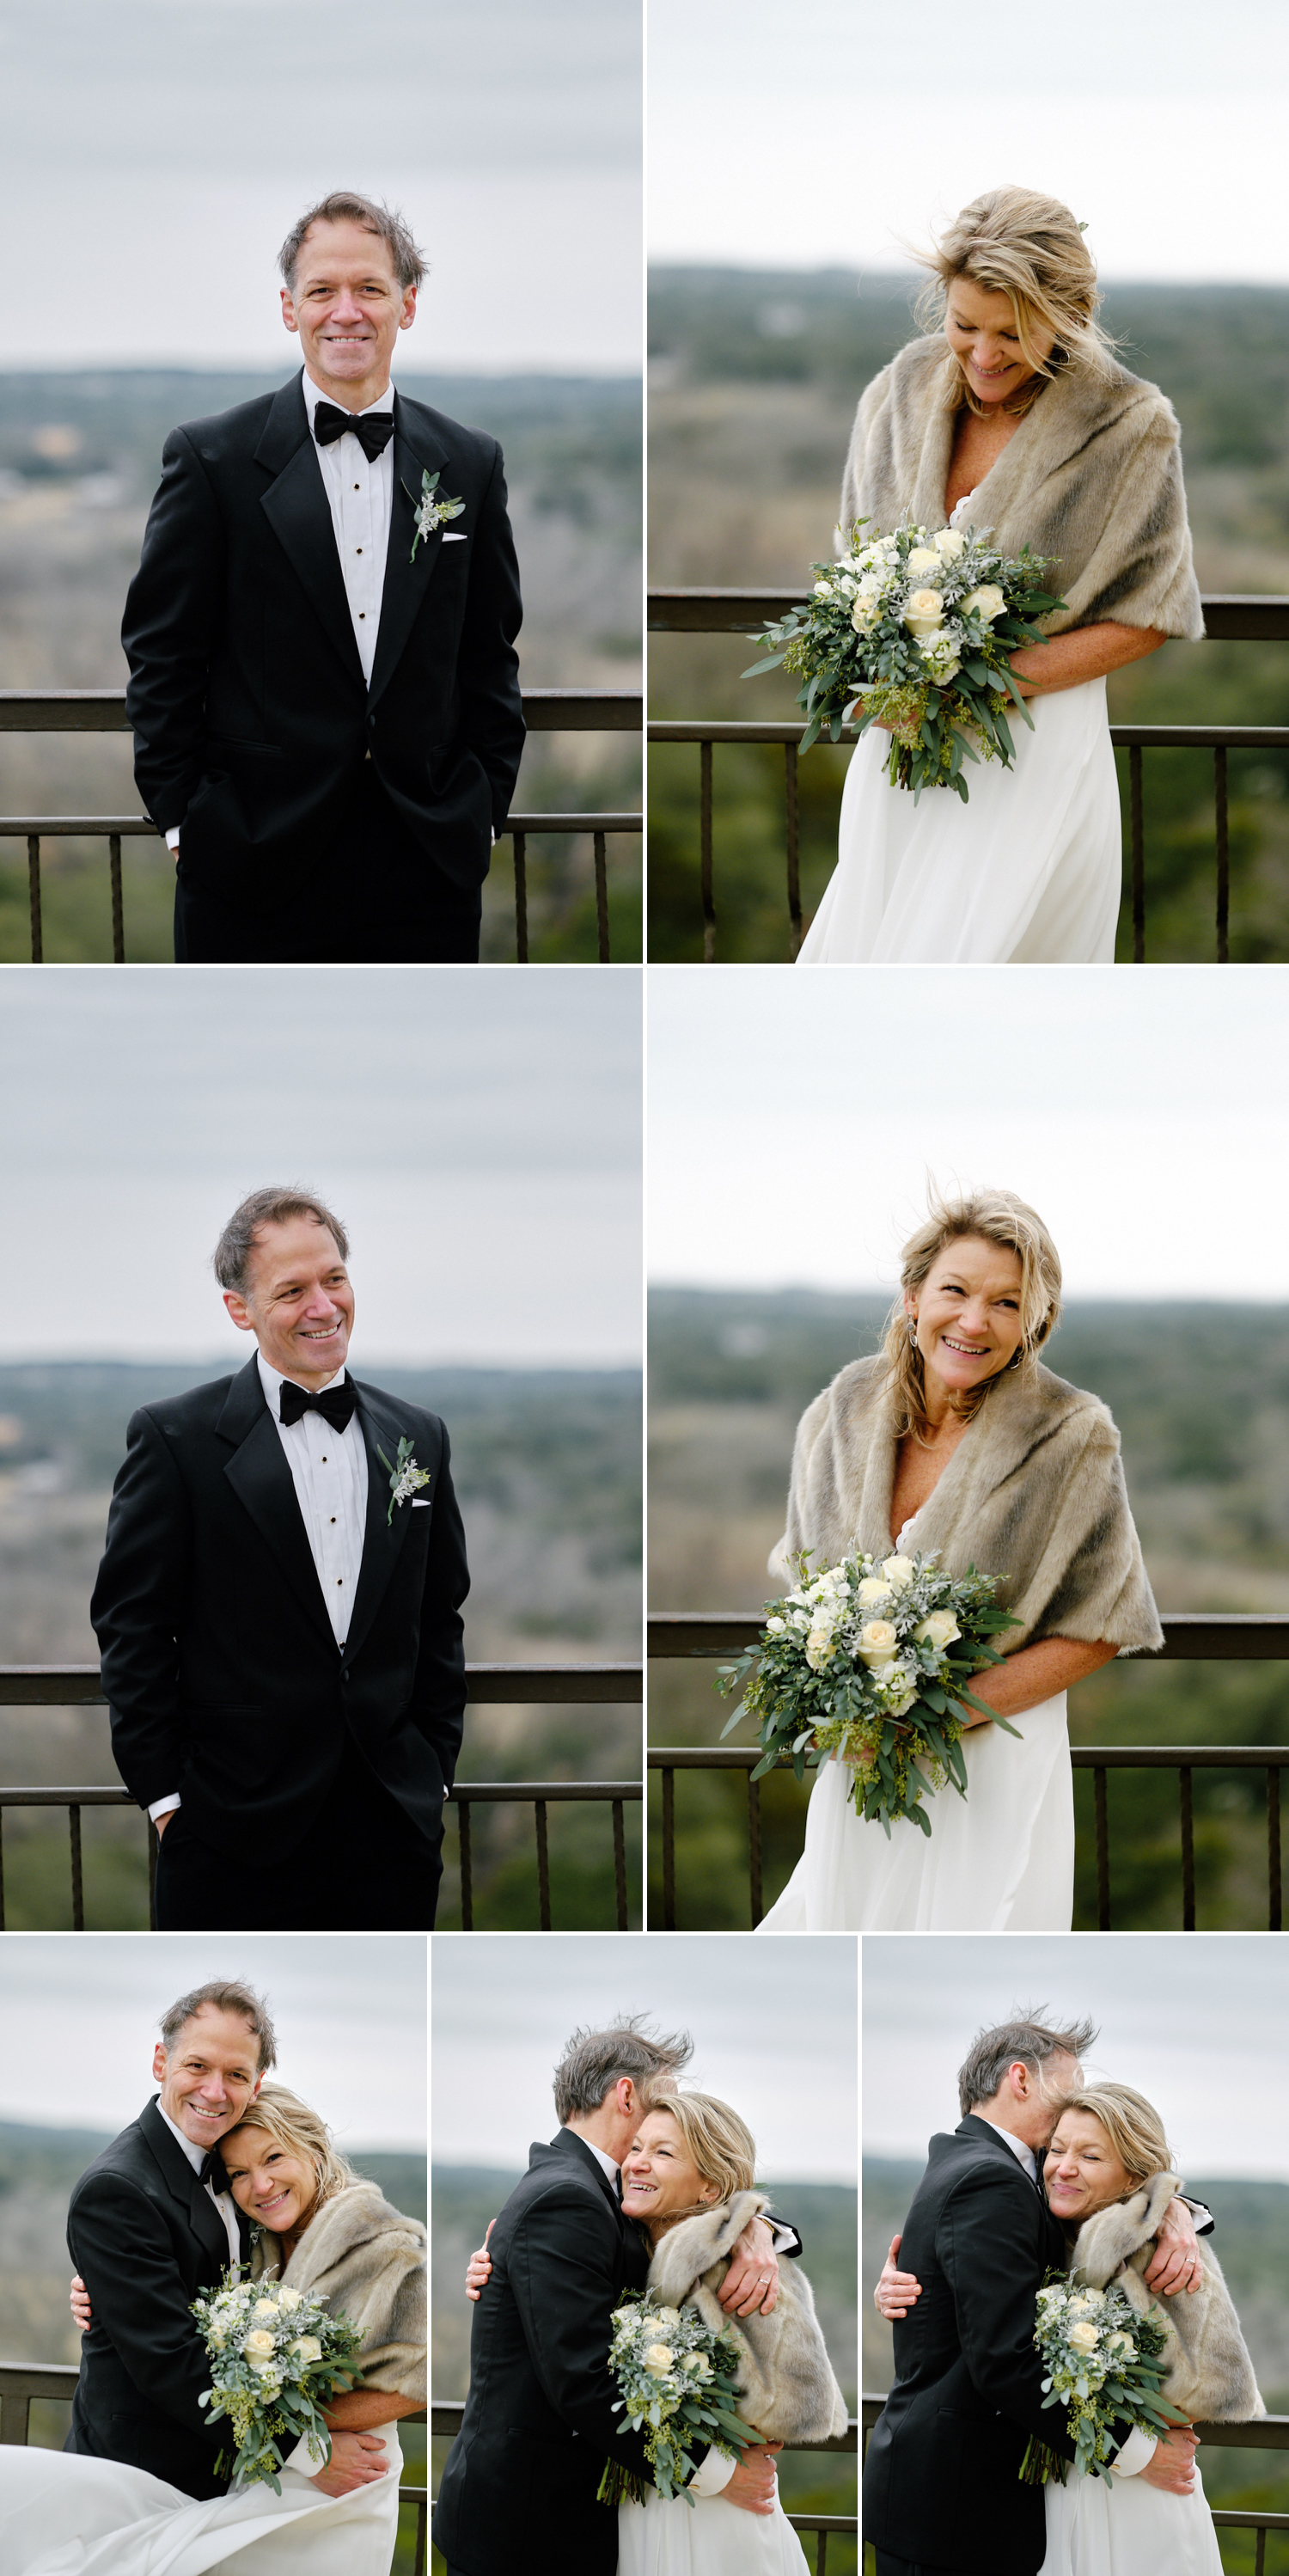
252, 2180, 426, 2399
645, 2191, 848, 2444
1072, 2170, 1264, 2421
773, 1354, 1163, 1656
840, 335, 1204, 642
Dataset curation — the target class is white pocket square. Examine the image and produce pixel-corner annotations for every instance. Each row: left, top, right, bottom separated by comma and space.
442, 531, 468, 544
412, 1497, 432, 1508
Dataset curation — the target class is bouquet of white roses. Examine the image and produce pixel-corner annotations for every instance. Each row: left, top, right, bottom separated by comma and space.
1019, 2269, 1188, 2485
191, 2265, 364, 2493
717, 1547, 1023, 1837
596, 2290, 762, 2510
743, 516, 1066, 798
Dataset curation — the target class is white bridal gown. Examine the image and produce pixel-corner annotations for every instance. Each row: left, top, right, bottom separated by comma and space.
0, 2421, 402, 2576
619, 2468, 810, 2576
797, 497, 1122, 966
1041, 2452, 1225, 2576
756, 1515, 1076, 1933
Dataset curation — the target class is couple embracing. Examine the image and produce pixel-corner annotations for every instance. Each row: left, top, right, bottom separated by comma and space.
0, 1976, 426, 2575
865, 2012, 1263, 2576
433, 2016, 849, 2575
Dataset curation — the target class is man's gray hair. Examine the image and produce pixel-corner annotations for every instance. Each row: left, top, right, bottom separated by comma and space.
212, 1188, 349, 1298
159, 1979, 278, 2074
957, 2010, 1098, 2117
278, 191, 426, 295
553, 2016, 694, 2124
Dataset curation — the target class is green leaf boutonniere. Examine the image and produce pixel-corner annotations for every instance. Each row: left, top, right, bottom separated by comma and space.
410, 468, 466, 561
376, 1435, 431, 1525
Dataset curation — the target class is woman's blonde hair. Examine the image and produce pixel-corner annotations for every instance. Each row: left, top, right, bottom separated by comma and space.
883, 1185, 1062, 1443
223, 2082, 358, 2221
1050, 2082, 1177, 2190
646, 2091, 757, 2203
913, 186, 1117, 413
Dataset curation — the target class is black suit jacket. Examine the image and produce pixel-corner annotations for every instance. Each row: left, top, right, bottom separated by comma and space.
121, 374, 525, 912
65, 2096, 250, 2498
89, 1356, 469, 1862
862, 2116, 1096, 2576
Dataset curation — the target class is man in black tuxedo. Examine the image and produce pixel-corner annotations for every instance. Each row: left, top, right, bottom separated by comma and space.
65, 1978, 388, 2500
863, 2015, 1209, 2576
121, 188, 524, 964
90, 1186, 469, 1931
433, 2017, 799, 2576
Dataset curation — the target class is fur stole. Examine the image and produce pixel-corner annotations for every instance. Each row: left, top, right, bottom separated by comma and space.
773, 1353, 1163, 1656
645, 2190, 848, 2444
840, 334, 1204, 642
1072, 2171, 1264, 2421
251, 2180, 426, 2400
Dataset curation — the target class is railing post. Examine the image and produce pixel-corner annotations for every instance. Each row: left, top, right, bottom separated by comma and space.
593, 830, 610, 962
612, 1797, 627, 1930
109, 834, 125, 964
69, 1804, 84, 1930
817, 2532, 828, 2576
535, 1800, 551, 1930
458, 1801, 473, 1932
748, 1774, 763, 1928
414, 2499, 427, 2576
699, 740, 715, 961
513, 831, 528, 963
0, 2389, 31, 2443
1214, 747, 1229, 962
1094, 1767, 1110, 1929
1269, 1766, 1282, 1933
785, 743, 801, 957
1180, 1767, 1195, 1930
662, 1765, 675, 1930
27, 834, 43, 963
1129, 747, 1145, 962
1255, 2526, 1265, 2576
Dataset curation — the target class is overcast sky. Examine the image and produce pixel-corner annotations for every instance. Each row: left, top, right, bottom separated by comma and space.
431, 1932, 857, 2181
0, 1933, 425, 2145
650, 0, 1289, 279
648, 967, 1289, 1301
0, 0, 640, 371
2, 967, 641, 1364
864, 1933, 1289, 2181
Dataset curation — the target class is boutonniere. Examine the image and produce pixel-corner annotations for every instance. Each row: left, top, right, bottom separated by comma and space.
410, 468, 466, 561
376, 1435, 431, 1525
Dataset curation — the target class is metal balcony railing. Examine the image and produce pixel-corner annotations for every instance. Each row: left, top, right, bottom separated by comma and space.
648, 1612, 1289, 1930
861, 2395, 1289, 2573
0, 687, 641, 964
430, 2398, 858, 2571
647, 591, 1289, 962
0, 1660, 642, 1932
0, 2367, 431, 2573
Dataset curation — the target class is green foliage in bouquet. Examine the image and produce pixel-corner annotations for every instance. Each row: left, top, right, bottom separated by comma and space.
743, 516, 1066, 798
192, 2266, 365, 2494
1020, 2268, 1189, 2485
596, 2289, 763, 2510
717, 1547, 1023, 1837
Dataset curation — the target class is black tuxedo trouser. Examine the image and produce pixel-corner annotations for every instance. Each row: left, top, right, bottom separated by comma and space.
154, 1737, 442, 1930
173, 765, 483, 964
874, 2558, 966, 2576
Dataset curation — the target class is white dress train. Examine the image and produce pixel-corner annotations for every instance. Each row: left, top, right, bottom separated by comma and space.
618, 2473, 809, 2574
1041, 2452, 1225, 2575
0, 2422, 402, 2576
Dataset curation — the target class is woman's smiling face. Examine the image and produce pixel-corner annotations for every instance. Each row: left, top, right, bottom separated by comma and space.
944, 277, 1055, 407
620, 2110, 718, 2230
220, 2127, 317, 2235
1043, 2109, 1134, 2221
908, 1235, 1027, 1398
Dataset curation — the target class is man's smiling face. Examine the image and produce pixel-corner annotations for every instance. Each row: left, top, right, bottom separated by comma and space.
223, 1215, 355, 1390
280, 217, 415, 406
152, 2004, 263, 2147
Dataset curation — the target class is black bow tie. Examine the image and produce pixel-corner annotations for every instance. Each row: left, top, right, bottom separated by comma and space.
313, 401, 394, 460
198, 2148, 223, 2188
278, 1376, 357, 1432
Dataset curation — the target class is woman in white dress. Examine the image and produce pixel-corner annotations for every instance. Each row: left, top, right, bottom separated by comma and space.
876, 2083, 1263, 2576
797, 186, 1204, 964
756, 1187, 1161, 1933
2, 2085, 425, 2576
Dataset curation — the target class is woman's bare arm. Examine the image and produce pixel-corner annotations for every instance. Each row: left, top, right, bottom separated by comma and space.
322, 2389, 424, 2431
957, 1636, 1119, 1725
1008, 621, 1166, 697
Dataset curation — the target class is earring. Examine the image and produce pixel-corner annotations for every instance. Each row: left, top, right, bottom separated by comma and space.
1008, 1346, 1024, 1371
907, 1318, 919, 1347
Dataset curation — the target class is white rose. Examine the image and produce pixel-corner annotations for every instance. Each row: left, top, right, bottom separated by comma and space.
805, 1627, 835, 1670
914, 1611, 961, 1650
278, 2288, 302, 2312
857, 1576, 895, 1607
683, 2352, 712, 2378
903, 587, 944, 639
1106, 2332, 1135, 2356
813, 579, 834, 597
290, 2334, 324, 2363
206, 2323, 229, 2348
881, 1555, 917, 1588
919, 640, 961, 682
244, 2331, 278, 2364
644, 2344, 675, 2373
961, 583, 1006, 625
933, 527, 968, 560
652, 2307, 683, 2330
856, 1618, 898, 1666
905, 546, 941, 577
250, 2299, 278, 2322
766, 1616, 786, 1633
1066, 2320, 1101, 2353
850, 586, 882, 634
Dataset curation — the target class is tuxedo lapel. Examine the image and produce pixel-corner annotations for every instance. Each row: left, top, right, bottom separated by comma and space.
217, 1359, 335, 1650
140, 2097, 230, 2276
368, 395, 453, 710
340, 1382, 419, 1664
255, 379, 365, 694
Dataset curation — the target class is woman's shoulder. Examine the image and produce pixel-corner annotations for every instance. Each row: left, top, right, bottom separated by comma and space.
646, 2192, 769, 2299
1050, 353, 1182, 452
296, 2181, 426, 2264
1028, 1360, 1119, 1441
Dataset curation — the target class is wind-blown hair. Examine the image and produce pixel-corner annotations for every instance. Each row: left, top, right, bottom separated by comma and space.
958, 2011, 1097, 2115
646, 2092, 758, 2202
882, 1184, 1063, 1443
278, 192, 425, 296
553, 2016, 694, 2122
913, 186, 1117, 413
159, 1979, 278, 2072
1048, 2082, 1176, 2188
222, 2083, 359, 2218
